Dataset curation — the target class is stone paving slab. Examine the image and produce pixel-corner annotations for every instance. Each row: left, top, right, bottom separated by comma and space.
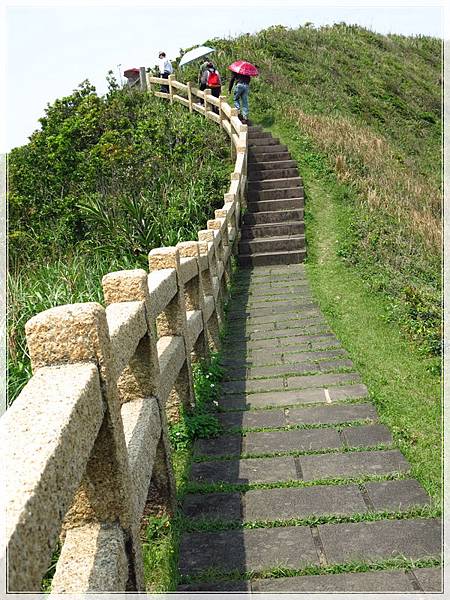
218, 408, 286, 430
318, 518, 441, 564
412, 567, 442, 591
222, 377, 285, 395
342, 424, 392, 447
244, 484, 367, 521
189, 455, 297, 484
183, 491, 243, 521
286, 402, 377, 425
364, 479, 431, 511
178, 526, 319, 576
183, 484, 367, 523
249, 324, 331, 340
194, 428, 344, 457
251, 569, 416, 592
178, 580, 251, 592
299, 449, 410, 480
219, 382, 369, 410
286, 372, 361, 389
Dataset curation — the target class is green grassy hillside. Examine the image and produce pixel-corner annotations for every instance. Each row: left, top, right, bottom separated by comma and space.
181, 23, 441, 357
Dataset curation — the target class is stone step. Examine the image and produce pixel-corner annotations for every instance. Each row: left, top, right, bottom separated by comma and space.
238, 235, 305, 255
248, 159, 297, 172
194, 424, 392, 458
248, 177, 302, 192
252, 567, 441, 592
248, 187, 304, 202
249, 137, 281, 146
243, 208, 304, 226
238, 249, 306, 267
189, 449, 410, 485
249, 167, 299, 181
249, 144, 288, 154
218, 382, 369, 410
218, 402, 378, 431
240, 222, 304, 239
183, 479, 430, 523
248, 151, 291, 162
247, 197, 304, 212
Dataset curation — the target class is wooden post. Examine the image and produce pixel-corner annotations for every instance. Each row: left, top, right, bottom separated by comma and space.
139, 67, 147, 91
187, 82, 193, 112
168, 74, 175, 103
219, 95, 226, 130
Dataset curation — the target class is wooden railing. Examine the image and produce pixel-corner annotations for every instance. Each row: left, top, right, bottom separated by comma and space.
3, 76, 248, 592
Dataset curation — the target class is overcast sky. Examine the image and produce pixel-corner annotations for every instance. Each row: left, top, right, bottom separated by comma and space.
1, 1, 445, 152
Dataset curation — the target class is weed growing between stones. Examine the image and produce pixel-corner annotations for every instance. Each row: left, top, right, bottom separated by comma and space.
178, 556, 441, 586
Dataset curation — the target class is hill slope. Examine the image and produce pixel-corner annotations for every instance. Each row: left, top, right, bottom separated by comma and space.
186, 23, 441, 356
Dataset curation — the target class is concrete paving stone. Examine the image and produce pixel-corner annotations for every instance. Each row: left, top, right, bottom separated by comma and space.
247, 362, 321, 378
224, 366, 248, 380
194, 434, 243, 457
244, 484, 366, 521
251, 569, 415, 592
245, 297, 314, 310
287, 372, 361, 390
286, 403, 378, 426
328, 383, 369, 400
182, 492, 243, 521
280, 333, 341, 348
251, 302, 317, 318
222, 377, 285, 395
246, 310, 323, 325
284, 349, 348, 363
218, 409, 286, 430
250, 324, 330, 341
318, 518, 441, 564
243, 428, 342, 454
299, 449, 411, 481
189, 455, 297, 484
412, 567, 442, 592
178, 525, 319, 576
246, 337, 285, 350
342, 424, 393, 447
178, 580, 251, 592
364, 479, 431, 511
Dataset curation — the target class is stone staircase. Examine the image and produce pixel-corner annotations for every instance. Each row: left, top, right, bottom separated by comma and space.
238, 126, 306, 267
177, 265, 442, 592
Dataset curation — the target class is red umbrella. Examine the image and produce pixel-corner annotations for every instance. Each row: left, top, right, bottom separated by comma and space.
228, 61, 259, 77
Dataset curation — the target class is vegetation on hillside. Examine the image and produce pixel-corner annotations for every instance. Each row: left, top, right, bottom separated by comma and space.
8, 76, 230, 402
182, 23, 441, 357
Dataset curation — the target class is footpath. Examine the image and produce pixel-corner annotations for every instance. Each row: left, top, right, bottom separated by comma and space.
176, 126, 441, 593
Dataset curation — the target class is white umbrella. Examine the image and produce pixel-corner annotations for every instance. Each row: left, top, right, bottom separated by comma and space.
179, 46, 215, 68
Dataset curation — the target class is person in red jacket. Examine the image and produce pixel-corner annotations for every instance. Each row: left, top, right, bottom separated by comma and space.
200, 62, 222, 113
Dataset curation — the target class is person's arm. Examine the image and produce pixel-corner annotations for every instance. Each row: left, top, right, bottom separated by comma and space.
228, 73, 236, 92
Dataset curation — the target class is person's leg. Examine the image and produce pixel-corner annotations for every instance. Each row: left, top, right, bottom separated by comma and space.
233, 83, 243, 114
241, 84, 249, 121
211, 86, 220, 113
160, 72, 169, 93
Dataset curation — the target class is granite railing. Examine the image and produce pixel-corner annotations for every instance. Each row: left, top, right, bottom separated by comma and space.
3, 75, 248, 592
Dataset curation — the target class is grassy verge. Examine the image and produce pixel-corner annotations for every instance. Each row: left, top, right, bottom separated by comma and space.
141, 353, 225, 591
257, 116, 441, 502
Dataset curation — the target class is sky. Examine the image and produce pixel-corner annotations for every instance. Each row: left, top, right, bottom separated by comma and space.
1, 1, 446, 152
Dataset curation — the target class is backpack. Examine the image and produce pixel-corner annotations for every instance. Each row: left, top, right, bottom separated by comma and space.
207, 69, 221, 87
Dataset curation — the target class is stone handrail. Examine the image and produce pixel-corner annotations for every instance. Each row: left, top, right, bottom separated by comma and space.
3, 76, 248, 592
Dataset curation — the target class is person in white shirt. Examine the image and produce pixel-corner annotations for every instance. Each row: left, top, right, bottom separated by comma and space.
158, 51, 173, 93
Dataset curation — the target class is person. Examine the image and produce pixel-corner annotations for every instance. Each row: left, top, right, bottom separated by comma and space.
201, 62, 222, 113
158, 51, 173, 93
228, 71, 251, 124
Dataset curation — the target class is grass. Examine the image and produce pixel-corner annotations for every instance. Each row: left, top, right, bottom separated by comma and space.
178, 556, 441, 586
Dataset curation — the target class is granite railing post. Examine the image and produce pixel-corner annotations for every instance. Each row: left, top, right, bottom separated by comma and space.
198, 228, 226, 316
208, 217, 231, 288
176, 241, 210, 362
102, 269, 176, 515
24, 303, 144, 591
148, 247, 195, 422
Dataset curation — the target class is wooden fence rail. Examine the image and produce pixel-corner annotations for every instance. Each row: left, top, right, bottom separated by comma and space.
3, 73, 248, 592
